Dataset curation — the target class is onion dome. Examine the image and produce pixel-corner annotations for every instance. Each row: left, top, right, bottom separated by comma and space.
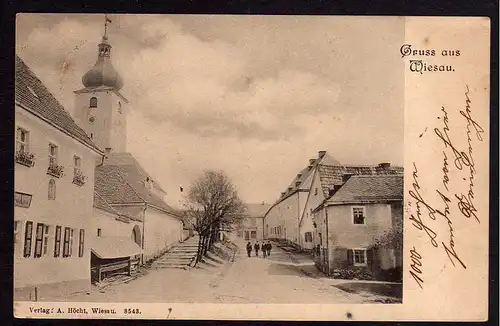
82, 35, 124, 90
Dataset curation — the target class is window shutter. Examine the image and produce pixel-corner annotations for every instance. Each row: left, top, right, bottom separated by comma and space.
346, 249, 353, 265
79, 229, 85, 258
54, 226, 61, 257
23, 221, 33, 257
34, 223, 44, 258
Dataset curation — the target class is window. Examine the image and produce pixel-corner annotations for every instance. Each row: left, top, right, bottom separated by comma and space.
16, 127, 29, 153
117, 101, 122, 114
350, 249, 367, 266
305, 232, 313, 242
250, 231, 257, 239
48, 179, 56, 200
97, 228, 102, 237
318, 232, 322, 246
90, 133, 94, 139
89, 97, 97, 108
73, 156, 81, 176
48, 143, 58, 166
314, 188, 318, 196
54, 226, 62, 257
34, 223, 44, 258
63, 227, 71, 257
352, 207, 365, 225
78, 229, 85, 258
43, 225, 50, 255
249, 218, 257, 227
23, 221, 33, 257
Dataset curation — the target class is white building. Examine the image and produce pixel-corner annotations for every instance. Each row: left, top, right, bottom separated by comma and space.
264, 151, 339, 246
73, 28, 184, 264
14, 55, 103, 300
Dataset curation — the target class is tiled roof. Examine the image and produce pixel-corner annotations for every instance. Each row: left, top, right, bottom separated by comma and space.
318, 164, 404, 198
15, 55, 101, 153
103, 153, 166, 194
245, 203, 272, 218
94, 191, 140, 222
326, 175, 403, 204
95, 166, 144, 204
278, 152, 341, 201
94, 191, 120, 215
96, 154, 182, 218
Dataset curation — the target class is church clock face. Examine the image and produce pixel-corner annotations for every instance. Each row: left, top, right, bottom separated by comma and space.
88, 116, 96, 124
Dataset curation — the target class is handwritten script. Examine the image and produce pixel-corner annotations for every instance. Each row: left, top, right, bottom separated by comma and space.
408, 85, 484, 289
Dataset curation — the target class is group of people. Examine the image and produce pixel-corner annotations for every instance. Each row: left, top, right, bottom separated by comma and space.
246, 241, 272, 258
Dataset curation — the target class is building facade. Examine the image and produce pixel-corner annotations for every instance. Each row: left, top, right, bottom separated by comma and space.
298, 162, 404, 252
237, 203, 270, 241
91, 192, 143, 282
14, 56, 103, 300
312, 174, 403, 281
264, 151, 339, 245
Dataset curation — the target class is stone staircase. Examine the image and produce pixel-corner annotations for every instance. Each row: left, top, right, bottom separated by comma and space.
152, 236, 200, 270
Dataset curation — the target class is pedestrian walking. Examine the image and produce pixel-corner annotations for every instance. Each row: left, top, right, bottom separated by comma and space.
246, 242, 252, 258
254, 242, 260, 257
267, 241, 272, 257
262, 242, 267, 258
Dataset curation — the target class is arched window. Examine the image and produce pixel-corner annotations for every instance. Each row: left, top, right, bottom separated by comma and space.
132, 225, 142, 246
48, 179, 56, 200
89, 97, 98, 108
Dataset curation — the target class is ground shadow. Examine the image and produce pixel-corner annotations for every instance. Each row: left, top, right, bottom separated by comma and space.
332, 282, 403, 300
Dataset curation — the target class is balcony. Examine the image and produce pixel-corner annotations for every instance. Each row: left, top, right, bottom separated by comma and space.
15, 151, 35, 167
72, 170, 86, 186
47, 163, 64, 178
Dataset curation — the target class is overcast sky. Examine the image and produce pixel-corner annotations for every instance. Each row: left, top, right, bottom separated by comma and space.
16, 14, 404, 208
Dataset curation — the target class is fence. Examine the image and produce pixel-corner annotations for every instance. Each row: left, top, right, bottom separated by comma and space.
91, 258, 140, 283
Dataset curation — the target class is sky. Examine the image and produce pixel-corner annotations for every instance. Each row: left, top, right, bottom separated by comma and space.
16, 14, 404, 208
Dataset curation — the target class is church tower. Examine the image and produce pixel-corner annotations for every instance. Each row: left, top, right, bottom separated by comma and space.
74, 15, 128, 153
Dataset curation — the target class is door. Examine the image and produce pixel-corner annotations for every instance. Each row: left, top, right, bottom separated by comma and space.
244, 231, 250, 240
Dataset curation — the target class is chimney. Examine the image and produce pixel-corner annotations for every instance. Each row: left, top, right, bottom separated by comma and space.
295, 181, 301, 187
281, 192, 286, 197
309, 158, 316, 165
378, 162, 391, 169
318, 151, 326, 158
288, 187, 293, 192
297, 173, 302, 179
342, 173, 354, 183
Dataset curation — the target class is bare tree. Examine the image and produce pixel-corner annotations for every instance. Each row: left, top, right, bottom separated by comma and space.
183, 170, 246, 266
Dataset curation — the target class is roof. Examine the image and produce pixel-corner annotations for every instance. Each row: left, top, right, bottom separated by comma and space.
275, 152, 340, 202
93, 191, 140, 222
245, 203, 272, 218
92, 236, 143, 259
103, 153, 166, 194
325, 174, 403, 204
318, 164, 404, 198
95, 154, 182, 218
15, 55, 101, 153
95, 166, 144, 204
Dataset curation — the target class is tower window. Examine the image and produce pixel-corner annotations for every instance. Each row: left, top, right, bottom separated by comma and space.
89, 97, 98, 108
118, 101, 122, 114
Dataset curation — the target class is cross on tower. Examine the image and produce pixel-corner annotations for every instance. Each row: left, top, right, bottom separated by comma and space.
104, 14, 112, 37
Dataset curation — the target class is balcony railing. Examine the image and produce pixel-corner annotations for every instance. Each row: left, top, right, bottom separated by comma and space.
72, 170, 86, 186
47, 163, 64, 178
15, 151, 35, 167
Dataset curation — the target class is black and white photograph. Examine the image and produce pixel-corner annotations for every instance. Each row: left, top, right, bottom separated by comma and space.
13, 13, 491, 319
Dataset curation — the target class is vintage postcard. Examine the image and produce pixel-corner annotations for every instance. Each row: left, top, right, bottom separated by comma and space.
13, 14, 490, 320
